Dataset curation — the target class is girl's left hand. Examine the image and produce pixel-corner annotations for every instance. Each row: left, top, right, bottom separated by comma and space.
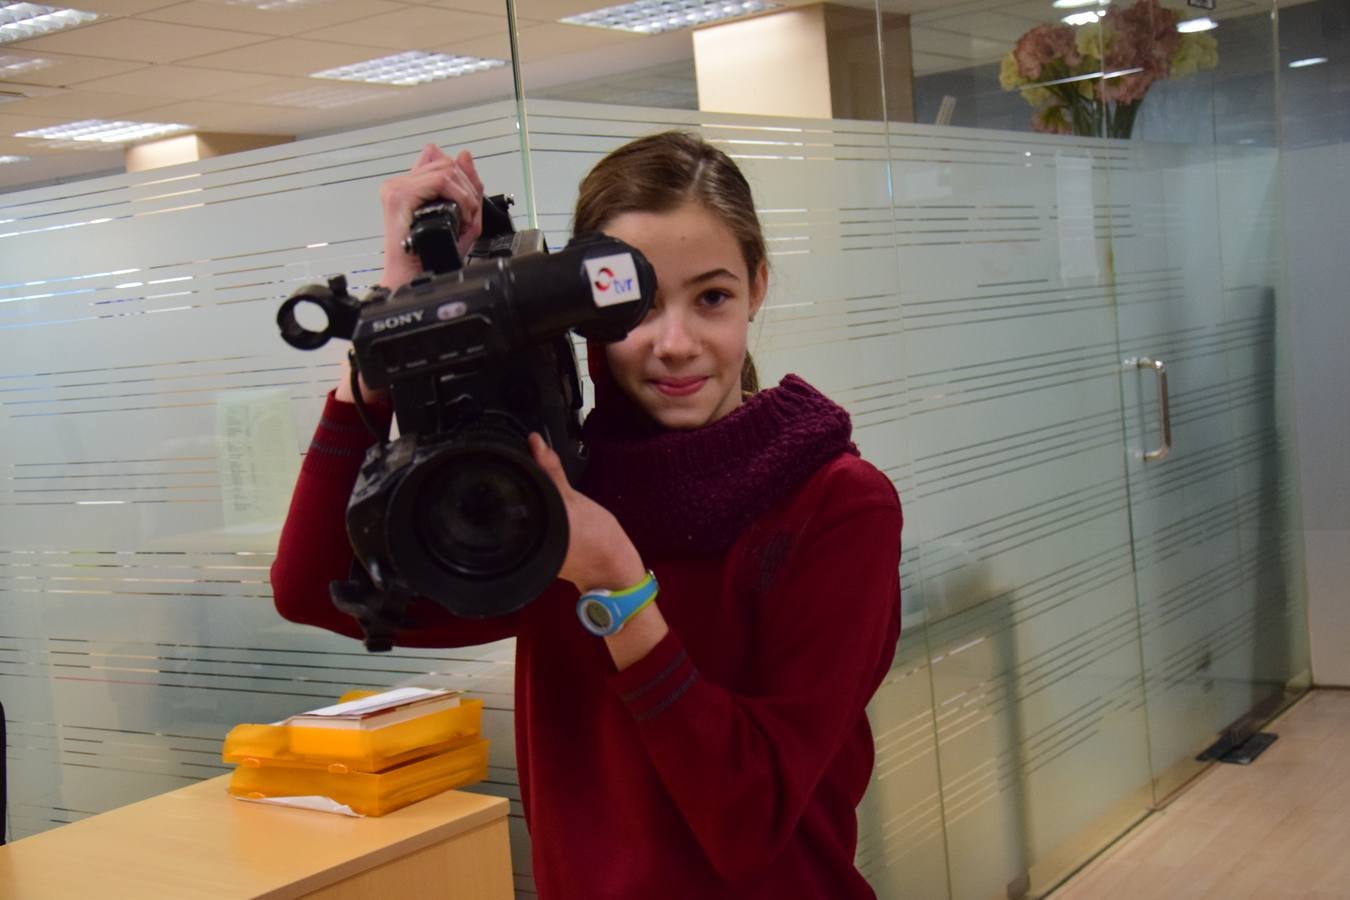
528, 434, 646, 594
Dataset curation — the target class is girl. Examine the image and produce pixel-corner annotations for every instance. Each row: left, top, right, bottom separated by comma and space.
271, 132, 902, 898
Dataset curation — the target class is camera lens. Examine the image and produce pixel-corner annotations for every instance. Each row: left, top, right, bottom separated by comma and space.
414, 454, 545, 578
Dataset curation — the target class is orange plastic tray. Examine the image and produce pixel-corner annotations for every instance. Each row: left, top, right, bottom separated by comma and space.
223, 698, 483, 773
227, 739, 490, 817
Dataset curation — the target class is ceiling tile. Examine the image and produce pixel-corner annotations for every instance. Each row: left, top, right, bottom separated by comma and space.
73, 0, 186, 14
141, 0, 408, 37
0, 90, 168, 121
9, 20, 271, 64
184, 37, 387, 76
305, 7, 508, 50
129, 97, 313, 131
433, 28, 513, 59
412, 0, 509, 14
77, 64, 279, 98
220, 74, 405, 108
0, 51, 147, 87
511, 0, 628, 22
516, 22, 643, 57
434, 20, 642, 60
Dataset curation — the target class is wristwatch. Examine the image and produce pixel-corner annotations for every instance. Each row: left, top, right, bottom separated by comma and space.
576, 571, 659, 636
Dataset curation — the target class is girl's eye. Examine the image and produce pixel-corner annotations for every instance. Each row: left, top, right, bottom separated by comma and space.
700, 289, 731, 308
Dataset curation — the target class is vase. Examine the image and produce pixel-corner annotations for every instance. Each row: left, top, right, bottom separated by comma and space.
1070, 98, 1142, 139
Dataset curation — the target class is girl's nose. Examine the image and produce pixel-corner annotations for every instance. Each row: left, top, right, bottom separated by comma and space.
653, 308, 697, 360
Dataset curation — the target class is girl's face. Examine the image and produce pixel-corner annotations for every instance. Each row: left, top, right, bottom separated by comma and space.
601, 202, 767, 431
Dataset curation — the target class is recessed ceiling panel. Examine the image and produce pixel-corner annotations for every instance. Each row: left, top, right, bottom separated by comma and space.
185, 37, 382, 76
516, 21, 645, 57
142, 0, 407, 37
305, 7, 507, 50
67, 0, 187, 13
224, 74, 404, 107
78, 64, 279, 99
1, 90, 168, 122
0, 50, 146, 87
10, 19, 270, 64
414, 0, 510, 16
123, 96, 303, 131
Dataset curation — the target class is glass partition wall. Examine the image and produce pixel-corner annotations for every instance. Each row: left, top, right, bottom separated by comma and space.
0, 1, 1312, 898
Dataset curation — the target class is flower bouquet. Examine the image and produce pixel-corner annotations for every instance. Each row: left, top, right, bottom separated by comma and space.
999, 0, 1218, 138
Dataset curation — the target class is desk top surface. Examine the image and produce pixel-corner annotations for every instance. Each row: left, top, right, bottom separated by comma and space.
0, 775, 509, 900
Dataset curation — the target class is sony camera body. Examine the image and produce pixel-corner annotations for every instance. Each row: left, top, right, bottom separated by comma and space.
278, 196, 655, 650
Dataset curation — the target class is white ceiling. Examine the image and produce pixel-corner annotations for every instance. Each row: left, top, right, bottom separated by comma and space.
0, 0, 1293, 190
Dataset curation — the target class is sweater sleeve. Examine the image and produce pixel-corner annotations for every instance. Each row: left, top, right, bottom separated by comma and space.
270, 391, 522, 649
607, 461, 902, 881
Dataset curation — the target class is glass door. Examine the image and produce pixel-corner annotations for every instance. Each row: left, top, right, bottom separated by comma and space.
1105, 0, 1312, 803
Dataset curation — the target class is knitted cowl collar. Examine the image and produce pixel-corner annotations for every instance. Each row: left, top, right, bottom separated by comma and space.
578, 342, 857, 559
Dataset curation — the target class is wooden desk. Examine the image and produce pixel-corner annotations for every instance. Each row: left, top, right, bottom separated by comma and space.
0, 775, 512, 899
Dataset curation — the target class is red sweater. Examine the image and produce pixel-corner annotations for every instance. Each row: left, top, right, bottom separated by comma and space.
271, 389, 901, 899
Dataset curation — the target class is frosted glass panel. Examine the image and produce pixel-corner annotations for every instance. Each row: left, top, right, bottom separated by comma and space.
891, 124, 1152, 899
1216, 144, 1311, 704
1106, 48, 1310, 801
0, 106, 531, 877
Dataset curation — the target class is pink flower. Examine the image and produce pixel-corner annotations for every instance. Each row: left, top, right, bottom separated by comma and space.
1014, 23, 1082, 81
1103, 0, 1180, 80
1099, 70, 1154, 104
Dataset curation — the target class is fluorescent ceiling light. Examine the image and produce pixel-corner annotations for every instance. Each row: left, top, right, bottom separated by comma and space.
0, 3, 97, 44
1062, 10, 1104, 25
1052, 0, 1106, 7
225, 0, 321, 8
561, 0, 781, 35
15, 119, 193, 142
311, 51, 506, 86
0, 52, 52, 76
1288, 56, 1328, 69
0, 153, 30, 163
1178, 17, 1217, 33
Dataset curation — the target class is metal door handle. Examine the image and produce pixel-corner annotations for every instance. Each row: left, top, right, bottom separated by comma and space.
1127, 357, 1171, 462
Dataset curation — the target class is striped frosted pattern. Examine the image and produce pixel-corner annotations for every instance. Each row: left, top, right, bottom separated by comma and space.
0, 103, 538, 890
1, 97, 1309, 900
1110, 142, 1311, 800
886, 126, 1152, 899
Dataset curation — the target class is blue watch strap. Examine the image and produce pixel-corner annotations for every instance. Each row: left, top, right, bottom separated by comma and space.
576, 571, 659, 636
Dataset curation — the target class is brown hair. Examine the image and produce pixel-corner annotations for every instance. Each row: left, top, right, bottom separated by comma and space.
573, 131, 764, 393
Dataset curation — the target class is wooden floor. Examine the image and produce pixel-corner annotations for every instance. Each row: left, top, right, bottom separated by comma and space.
1051, 689, 1350, 899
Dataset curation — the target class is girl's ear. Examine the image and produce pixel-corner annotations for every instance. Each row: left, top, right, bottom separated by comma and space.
749, 260, 768, 322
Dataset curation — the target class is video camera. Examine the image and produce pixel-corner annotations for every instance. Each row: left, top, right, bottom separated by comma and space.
277, 195, 656, 651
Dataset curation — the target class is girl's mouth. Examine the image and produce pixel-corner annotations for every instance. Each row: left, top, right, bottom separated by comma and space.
651, 377, 708, 397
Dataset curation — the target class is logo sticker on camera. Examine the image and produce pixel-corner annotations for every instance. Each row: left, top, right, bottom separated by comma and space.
437, 301, 468, 321
584, 254, 641, 308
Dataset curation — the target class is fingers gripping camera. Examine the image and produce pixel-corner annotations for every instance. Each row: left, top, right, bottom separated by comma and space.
277, 196, 656, 651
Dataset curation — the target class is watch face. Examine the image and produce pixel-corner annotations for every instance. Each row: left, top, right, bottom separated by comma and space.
584, 601, 613, 631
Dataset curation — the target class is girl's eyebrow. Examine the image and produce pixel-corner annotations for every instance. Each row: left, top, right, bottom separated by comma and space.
682, 268, 740, 288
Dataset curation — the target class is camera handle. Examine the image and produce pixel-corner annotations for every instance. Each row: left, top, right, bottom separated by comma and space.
330, 560, 413, 653
277, 275, 376, 349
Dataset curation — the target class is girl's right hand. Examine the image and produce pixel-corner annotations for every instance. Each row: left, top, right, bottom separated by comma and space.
335, 145, 486, 405
379, 144, 486, 291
